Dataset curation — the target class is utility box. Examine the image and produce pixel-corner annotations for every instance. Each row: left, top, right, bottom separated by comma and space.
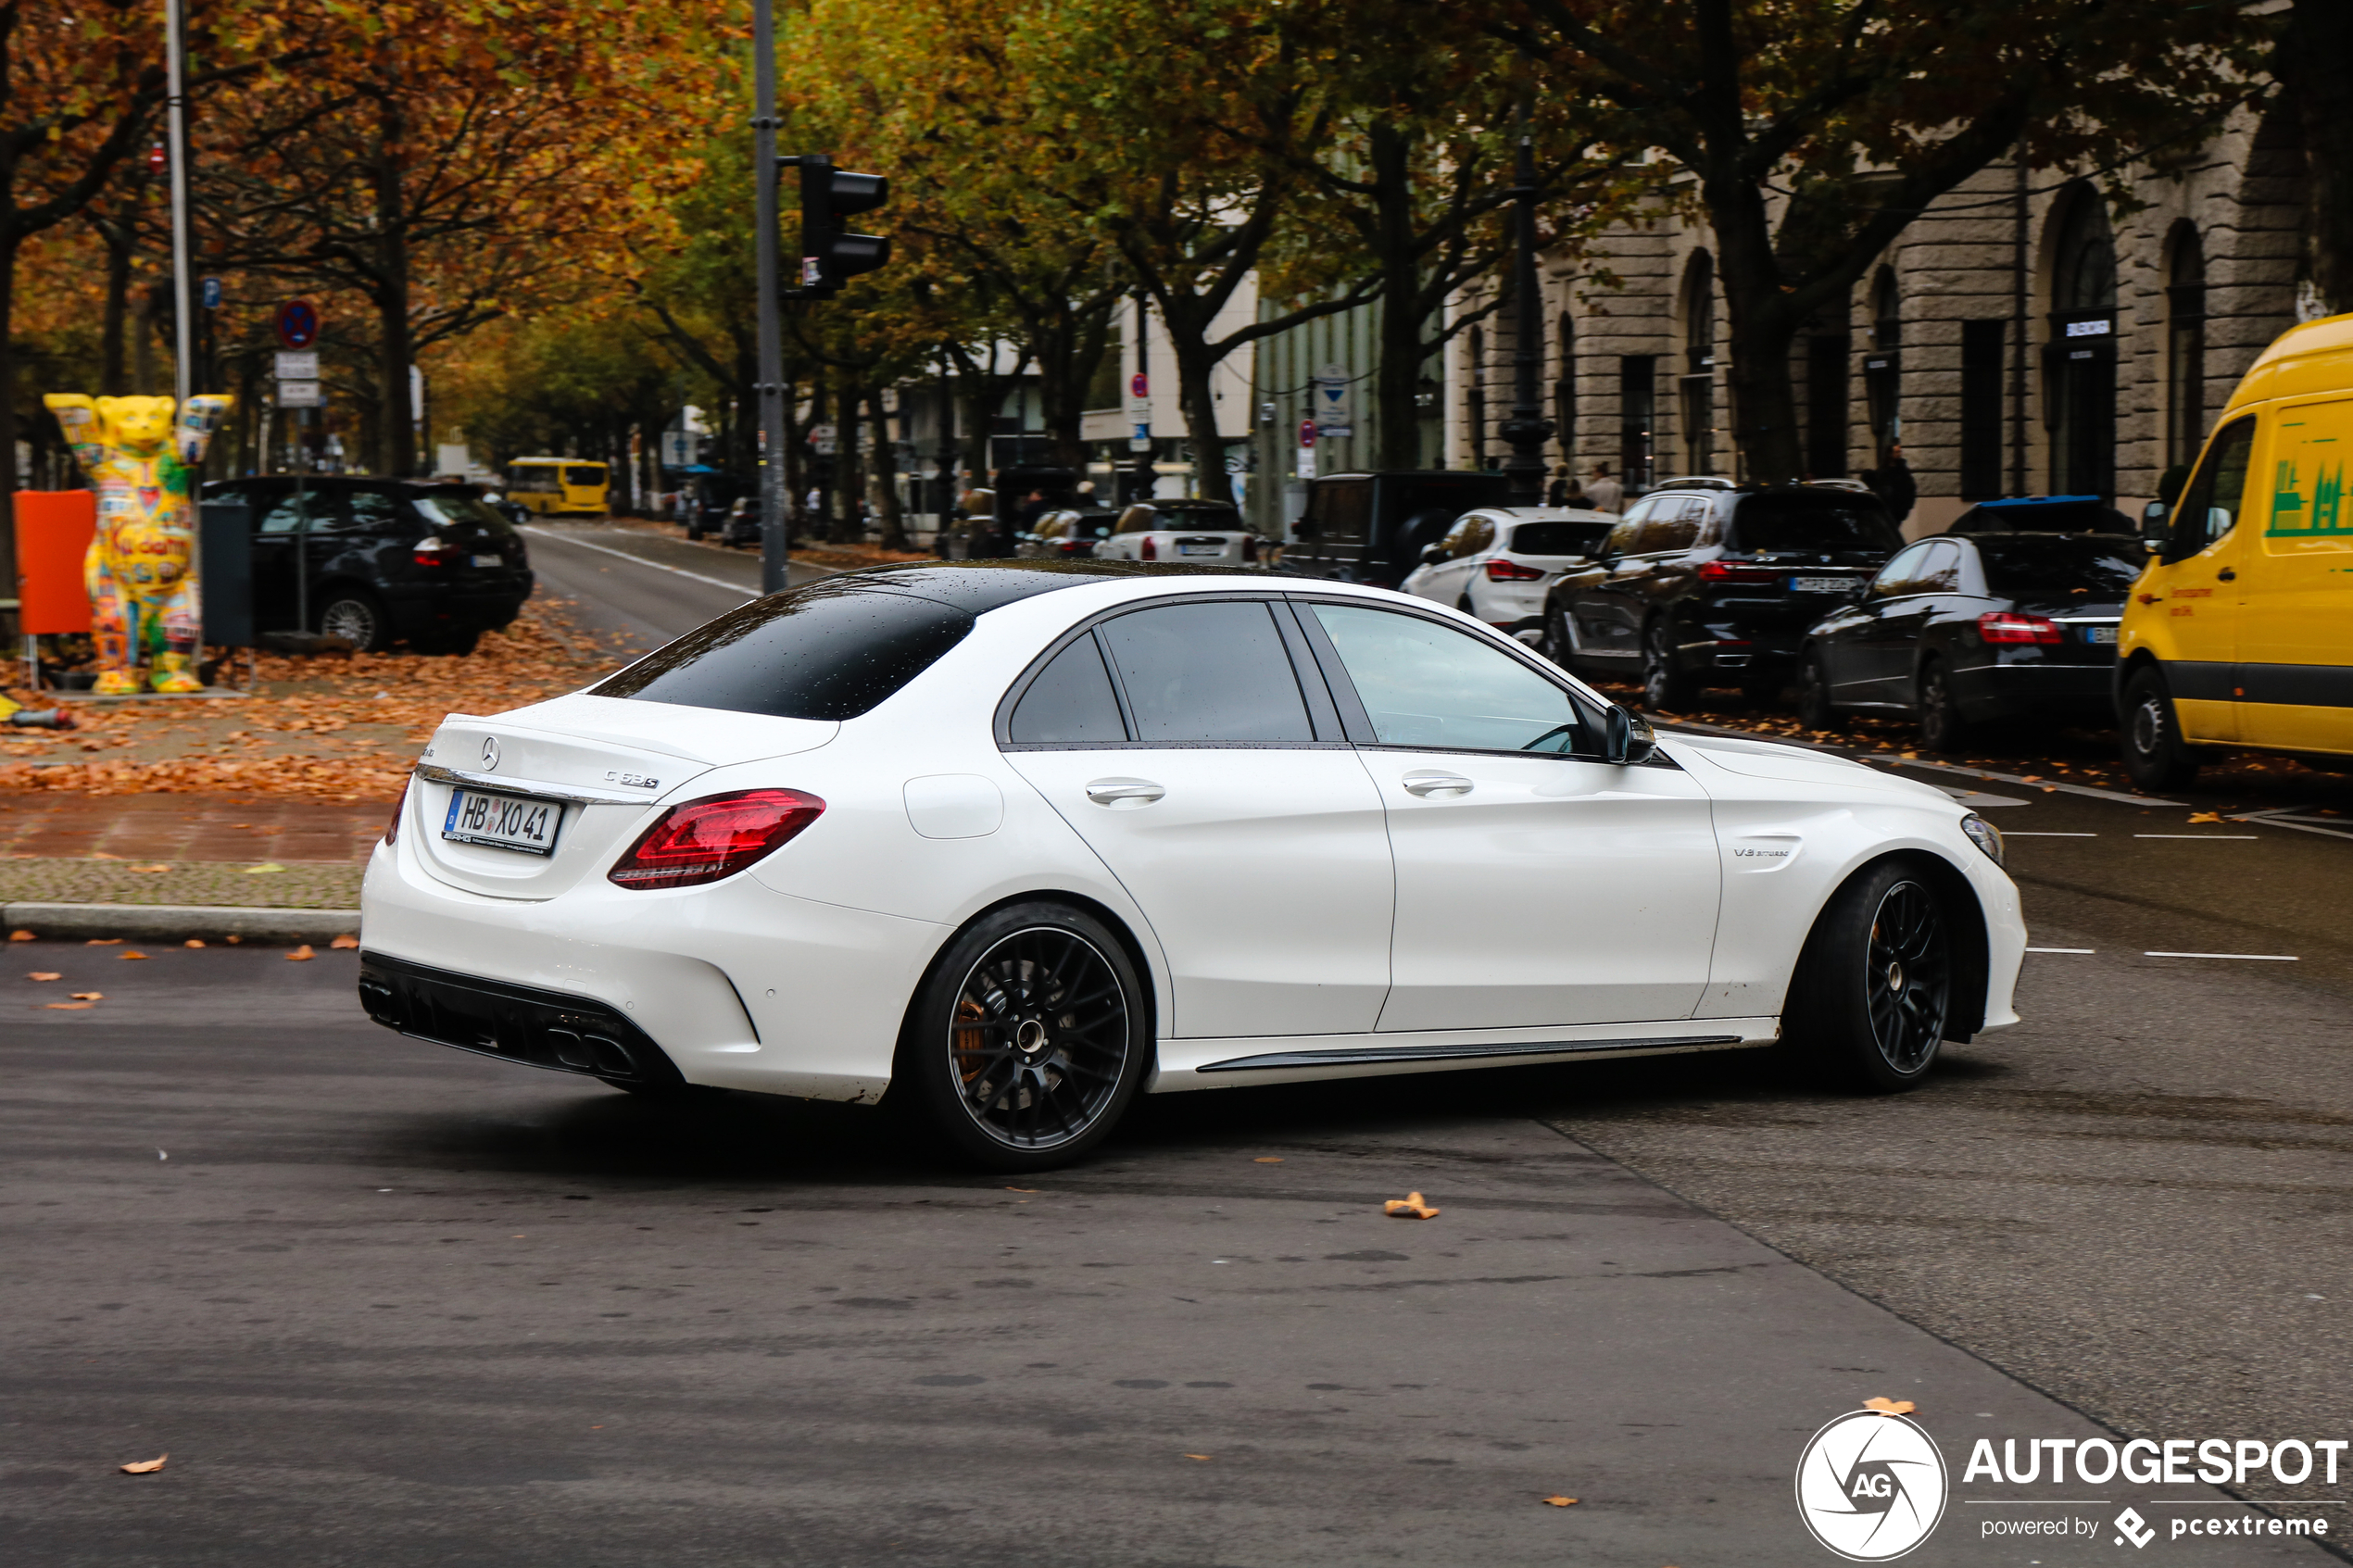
13, 489, 97, 633
199, 500, 254, 648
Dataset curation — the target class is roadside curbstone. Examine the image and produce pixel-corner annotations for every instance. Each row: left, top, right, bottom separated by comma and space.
3, 902, 360, 945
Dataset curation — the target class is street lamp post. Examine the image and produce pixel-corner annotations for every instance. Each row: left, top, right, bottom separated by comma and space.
163, 0, 194, 405
1497, 104, 1554, 508
751, 0, 789, 595
936, 350, 958, 553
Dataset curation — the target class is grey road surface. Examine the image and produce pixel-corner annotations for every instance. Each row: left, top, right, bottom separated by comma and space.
3, 947, 2328, 1566
520, 521, 833, 659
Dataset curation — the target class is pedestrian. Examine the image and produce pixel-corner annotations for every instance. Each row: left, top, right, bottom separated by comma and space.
1546, 465, 1572, 507
1584, 463, 1624, 515
1870, 442, 1918, 526
1561, 476, 1589, 508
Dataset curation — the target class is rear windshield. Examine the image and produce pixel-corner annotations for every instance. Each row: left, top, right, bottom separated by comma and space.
1509, 521, 1611, 557
564, 465, 607, 488
593, 584, 972, 721
1973, 535, 2147, 594
1966, 500, 2133, 535
1725, 495, 1902, 555
415, 489, 517, 538
1152, 504, 1246, 532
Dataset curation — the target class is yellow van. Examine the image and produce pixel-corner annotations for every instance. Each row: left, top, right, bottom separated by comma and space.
507, 458, 610, 516
2118, 313, 2353, 788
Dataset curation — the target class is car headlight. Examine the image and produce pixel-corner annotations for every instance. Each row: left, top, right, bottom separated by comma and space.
1959, 812, 2005, 868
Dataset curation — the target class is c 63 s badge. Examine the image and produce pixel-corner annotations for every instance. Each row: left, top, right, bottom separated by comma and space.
1796, 1408, 1949, 1561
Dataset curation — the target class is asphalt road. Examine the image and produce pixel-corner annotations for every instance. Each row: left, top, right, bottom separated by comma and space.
3, 947, 2329, 1567
519, 521, 834, 659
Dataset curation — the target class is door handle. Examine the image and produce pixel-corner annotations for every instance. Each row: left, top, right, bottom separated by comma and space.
1402, 771, 1474, 798
1084, 778, 1165, 808
2217, 567, 2236, 582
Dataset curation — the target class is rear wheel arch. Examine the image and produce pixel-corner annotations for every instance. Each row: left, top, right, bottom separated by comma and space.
901, 890, 1163, 1061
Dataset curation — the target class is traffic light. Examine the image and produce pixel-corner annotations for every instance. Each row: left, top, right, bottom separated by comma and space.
795, 155, 889, 295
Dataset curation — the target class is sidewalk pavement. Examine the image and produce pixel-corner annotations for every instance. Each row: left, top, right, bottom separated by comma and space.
0, 794, 377, 913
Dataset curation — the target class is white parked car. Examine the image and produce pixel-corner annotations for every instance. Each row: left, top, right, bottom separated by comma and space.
1090, 499, 1265, 566
1399, 507, 1616, 634
359, 563, 2025, 1172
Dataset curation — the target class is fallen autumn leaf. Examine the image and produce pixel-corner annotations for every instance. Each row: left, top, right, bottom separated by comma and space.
1252, 1156, 1284, 1163
2187, 810, 2222, 823
330, 935, 359, 949
1383, 1191, 1441, 1219
29, 972, 59, 981
1542, 1496, 1579, 1507
1862, 1397, 1918, 1416
45, 1001, 93, 1010
70, 992, 102, 1000
120, 951, 149, 960
1182, 1454, 1213, 1461
119, 1455, 167, 1474
6, 930, 32, 942
183, 939, 205, 949
286, 945, 316, 962
85, 938, 121, 946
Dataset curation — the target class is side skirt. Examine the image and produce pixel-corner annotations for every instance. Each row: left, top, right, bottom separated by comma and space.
1147, 1017, 1780, 1093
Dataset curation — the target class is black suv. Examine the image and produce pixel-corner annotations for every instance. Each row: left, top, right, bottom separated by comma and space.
200, 476, 534, 655
1283, 470, 1510, 588
1541, 483, 1902, 709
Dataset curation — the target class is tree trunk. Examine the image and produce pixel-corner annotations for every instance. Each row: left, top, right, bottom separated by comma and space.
96, 213, 132, 396
868, 385, 908, 550
1707, 176, 1806, 485
1033, 291, 1119, 472
2284, 0, 2353, 314
1365, 123, 1433, 472
1173, 340, 1231, 506
831, 371, 865, 544
372, 86, 417, 477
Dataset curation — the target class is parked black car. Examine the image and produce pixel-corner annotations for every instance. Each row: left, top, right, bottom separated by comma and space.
1541, 483, 1904, 709
198, 476, 533, 656
1794, 531, 2143, 749
1946, 494, 2137, 536
1283, 470, 1511, 588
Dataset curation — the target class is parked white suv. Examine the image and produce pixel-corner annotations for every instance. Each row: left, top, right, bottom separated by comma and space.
1091, 500, 1265, 566
1400, 507, 1616, 634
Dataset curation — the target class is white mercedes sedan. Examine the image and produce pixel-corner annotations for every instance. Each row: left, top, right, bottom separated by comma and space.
359, 562, 2024, 1172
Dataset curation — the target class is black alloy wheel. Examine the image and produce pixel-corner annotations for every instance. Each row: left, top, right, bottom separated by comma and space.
1786, 860, 1953, 1092
1642, 619, 1696, 712
1916, 659, 1969, 753
899, 903, 1149, 1171
316, 590, 390, 653
1795, 650, 1845, 731
2120, 665, 2199, 790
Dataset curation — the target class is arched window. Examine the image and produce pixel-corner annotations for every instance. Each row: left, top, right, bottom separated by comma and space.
1864, 266, 1903, 474
1554, 313, 1576, 470
2048, 189, 2119, 499
1680, 252, 1717, 475
2166, 225, 2207, 470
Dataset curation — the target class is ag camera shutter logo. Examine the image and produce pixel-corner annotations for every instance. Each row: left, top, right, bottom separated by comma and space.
1795, 1409, 1949, 1560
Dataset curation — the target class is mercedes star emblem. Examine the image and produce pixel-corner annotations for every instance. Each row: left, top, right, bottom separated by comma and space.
480, 737, 500, 771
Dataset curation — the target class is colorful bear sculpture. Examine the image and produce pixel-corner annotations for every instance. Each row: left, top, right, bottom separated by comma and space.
44, 393, 235, 695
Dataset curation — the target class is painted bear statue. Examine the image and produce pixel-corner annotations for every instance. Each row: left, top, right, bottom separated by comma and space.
44, 393, 235, 695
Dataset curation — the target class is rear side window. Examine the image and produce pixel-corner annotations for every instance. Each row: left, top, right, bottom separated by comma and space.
1637, 499, 1703, 554
1976, 536, 2147, 593
1508, 521, 1609, 557
1725, 495, 1902, 555
1096, 601, 1313, 743
1009, 635, 1126, 744
594, 584, 972, 721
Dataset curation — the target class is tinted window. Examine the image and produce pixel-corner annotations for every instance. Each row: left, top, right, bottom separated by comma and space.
1154, 503, 1245, 533
256, 490, 308, 534
1312, 480, 1372, 542
1638, 500, 1703, 554
1509, 521, 1610, 557
594, 584, 972, 721
2167, 416, 2257, 560
1914, 540, 1963, 593
1009, 634, 1126, 745
1975, 535, 2148, 594
1725, 495, 1903, 554
323, 490, 406, 533
417, 489, 518, 538
1096, 601, 1313, 743
564, 466, 607, 488
1309, 604, 1591, 754
1868, 542, 1932, 599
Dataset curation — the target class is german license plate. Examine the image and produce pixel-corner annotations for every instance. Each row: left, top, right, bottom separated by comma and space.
1791, 575, 1850, 594
442, 788, 562, 856
1177, 543, 1223, 557
2083, 625, 2120, 644
472, 553, 501, 568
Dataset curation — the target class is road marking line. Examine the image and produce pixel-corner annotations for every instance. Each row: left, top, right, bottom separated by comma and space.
522, 526, 761, 596
2007, 832, 2097, 837
2144, 951, 2298, 961
1860, 753, 2183, 808
2026, 947, 2095, 954
2133, 834, 2259, 840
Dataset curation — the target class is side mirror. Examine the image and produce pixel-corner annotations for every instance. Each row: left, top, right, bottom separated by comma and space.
1604, 704, 1658, 765
1420, 545, 1448, 567
2140, 500, 2171, 550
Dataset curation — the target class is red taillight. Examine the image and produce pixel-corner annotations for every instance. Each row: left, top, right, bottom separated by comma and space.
1060, 539, 1092, 556
1139, 536, 1157, 560
1484, 558, 1545, 581
608, 789, 825, 890
1696, 560, 1783, 583
384, 777, 409, 846
413, 534, 460, 567
1977, 610, 2062, 645
1242, 535, 1260, 562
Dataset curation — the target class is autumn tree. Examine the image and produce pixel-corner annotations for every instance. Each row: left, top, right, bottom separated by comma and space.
1487, 0, 2271, 483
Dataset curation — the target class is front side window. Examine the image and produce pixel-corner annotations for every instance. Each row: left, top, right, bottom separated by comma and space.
1096, 601, 1314, 743
1868, 543, 1931, 598
594, 583, 973, 721
2166, 415, 2257, 562
1309, 603, 1591, 755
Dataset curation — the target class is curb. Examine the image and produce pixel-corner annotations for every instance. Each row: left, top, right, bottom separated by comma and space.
3, 902, 360, 944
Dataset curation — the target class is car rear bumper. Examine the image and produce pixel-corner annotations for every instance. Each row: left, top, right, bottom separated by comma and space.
1953, 659, 2116, 717
359, 951, 684, 1085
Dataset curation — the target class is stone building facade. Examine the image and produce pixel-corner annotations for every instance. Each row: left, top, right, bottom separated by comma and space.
1450, 102, 2318, 539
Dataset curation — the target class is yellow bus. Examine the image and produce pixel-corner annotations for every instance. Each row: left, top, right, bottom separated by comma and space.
507, 458, 610, 516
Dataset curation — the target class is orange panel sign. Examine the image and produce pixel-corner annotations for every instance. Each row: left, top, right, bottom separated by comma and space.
15, 490, 97, 634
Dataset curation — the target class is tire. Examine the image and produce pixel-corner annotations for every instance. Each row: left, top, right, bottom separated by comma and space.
2120, 665, 2199, 791
895, 903, 1151, 1172
1795, 650, 1845, 731
1916, 659, 1969, 753
1455, 594, 1477, 616
1785, 859, 1953, 1092
315, 590, 390, 652
1642, 619, 1697, 712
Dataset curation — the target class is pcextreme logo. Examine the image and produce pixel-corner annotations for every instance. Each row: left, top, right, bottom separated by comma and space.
1796, 1409, 1950, 1561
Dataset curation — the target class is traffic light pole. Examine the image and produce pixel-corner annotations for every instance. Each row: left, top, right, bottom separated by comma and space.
752, 0, 789, 595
